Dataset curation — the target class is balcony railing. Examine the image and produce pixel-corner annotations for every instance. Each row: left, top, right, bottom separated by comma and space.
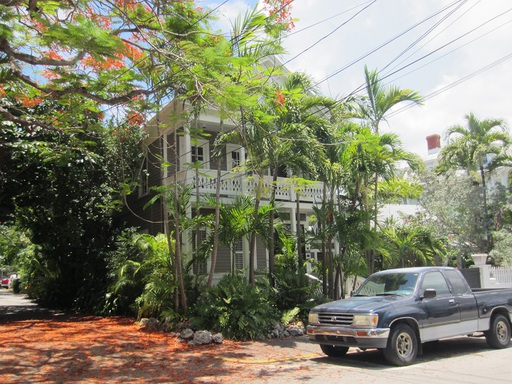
168, 169, 324, 203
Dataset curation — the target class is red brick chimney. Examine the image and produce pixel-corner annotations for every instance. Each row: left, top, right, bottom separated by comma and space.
426, 134, 441, 155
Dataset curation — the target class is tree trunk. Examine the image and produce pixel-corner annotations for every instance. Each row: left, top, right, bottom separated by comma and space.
249, 176, 263, 285
268, 169, 278, 286
321, 183, 327, 295
173, 125, 187, 313
194, 108, 201, 284
296, 188, 302, 263
207, 152, 222, 288
371, 176, 378, 273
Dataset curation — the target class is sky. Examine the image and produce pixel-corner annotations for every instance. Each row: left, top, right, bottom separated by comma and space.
198, 0, 512, 158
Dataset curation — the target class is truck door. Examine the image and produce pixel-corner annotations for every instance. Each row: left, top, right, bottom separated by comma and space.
419, 271, 460, 342
443, 269, 479, 334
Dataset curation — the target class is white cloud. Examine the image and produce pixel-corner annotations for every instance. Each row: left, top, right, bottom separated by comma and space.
284, 0, 512, 156
204, 0, 512, 158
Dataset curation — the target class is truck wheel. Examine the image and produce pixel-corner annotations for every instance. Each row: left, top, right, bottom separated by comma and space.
485, 314, 511, 349
320, 344, 349, 357
383, 324, 418, 366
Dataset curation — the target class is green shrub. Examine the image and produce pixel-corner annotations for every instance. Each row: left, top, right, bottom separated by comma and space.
192, 272, 279, 340
273, 249, 328, 324
12, 278, 21, 293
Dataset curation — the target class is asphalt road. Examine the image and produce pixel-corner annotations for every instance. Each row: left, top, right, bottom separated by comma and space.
0, 289, 65, 322
242, 336, 512, 384
1, 290, 511, 383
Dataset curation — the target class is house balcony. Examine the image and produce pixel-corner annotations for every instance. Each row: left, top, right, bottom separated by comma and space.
166, 169, 324, 204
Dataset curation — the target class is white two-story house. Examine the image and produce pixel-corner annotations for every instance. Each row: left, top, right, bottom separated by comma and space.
124, 97, 326, 282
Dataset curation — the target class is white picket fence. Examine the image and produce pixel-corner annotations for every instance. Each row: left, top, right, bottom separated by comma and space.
489, 266, 512, 285
478, 265, 512, 288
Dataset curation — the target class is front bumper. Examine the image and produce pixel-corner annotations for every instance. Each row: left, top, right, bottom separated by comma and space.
307, 325, 390, 349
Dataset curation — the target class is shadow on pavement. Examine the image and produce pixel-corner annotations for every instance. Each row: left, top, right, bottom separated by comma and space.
308, 336, 494, 369
0, 290, 67, 323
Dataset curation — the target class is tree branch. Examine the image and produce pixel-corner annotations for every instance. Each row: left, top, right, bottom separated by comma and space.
0, 106, 55, 131
0, 38, 87, 67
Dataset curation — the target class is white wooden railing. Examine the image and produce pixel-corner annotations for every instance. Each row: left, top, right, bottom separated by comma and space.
168, 169, 324, 203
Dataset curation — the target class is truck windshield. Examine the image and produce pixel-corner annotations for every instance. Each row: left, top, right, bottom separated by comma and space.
355, 273, 419, 297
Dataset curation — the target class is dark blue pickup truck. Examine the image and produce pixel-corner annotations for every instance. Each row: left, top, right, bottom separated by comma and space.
307, 266, 512, 366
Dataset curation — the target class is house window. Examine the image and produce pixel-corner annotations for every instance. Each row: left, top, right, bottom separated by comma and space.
232, 151, 240, 168
226, 144, 242, 171
139, 156, 149, 197
190, 139, 209, 169
191, 145, 204, 164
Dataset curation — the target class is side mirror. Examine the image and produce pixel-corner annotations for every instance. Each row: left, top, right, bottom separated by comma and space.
422, 288, 437, 299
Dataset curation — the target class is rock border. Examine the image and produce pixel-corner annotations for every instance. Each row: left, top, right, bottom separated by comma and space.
139, 317, 305, 346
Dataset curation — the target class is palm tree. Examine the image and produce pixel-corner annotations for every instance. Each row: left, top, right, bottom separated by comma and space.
203, 4, 286, 285
381, 220, 445, 268
356, 66, 423, 272
252, 72, 334, 283
437, 113, 510, 250
339, 125, 423, 272
357, 65, 423, 210
358, 66, 423, 135
201, 193, 274, 275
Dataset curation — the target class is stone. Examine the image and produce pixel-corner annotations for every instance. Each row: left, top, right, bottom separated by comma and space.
212, 333, 223, 344
192, 330, 213, 346
287, 325, 304, 337
162, 322, 174, 333
180, 328, 194, 340
139, 318, 150, 327
144, 317, 160, 331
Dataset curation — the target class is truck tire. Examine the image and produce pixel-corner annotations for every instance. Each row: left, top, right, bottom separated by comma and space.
320, 344, 349, 357
485, 314, 511, 349
382, 324, 418, 366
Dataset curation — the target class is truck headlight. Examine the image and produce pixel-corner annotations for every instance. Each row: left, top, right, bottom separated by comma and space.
308, 312, 319, 324
352, 314, 378, 328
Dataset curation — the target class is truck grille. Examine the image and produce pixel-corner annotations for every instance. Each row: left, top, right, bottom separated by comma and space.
318, 312, 353, 326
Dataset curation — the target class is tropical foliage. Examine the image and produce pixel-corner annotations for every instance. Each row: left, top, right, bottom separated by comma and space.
4, 0, 493, 342
192, 272, 278, 340
436, 113, 511, 251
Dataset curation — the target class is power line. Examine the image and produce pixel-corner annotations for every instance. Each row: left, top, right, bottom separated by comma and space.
337, 4, 512, 106
286, 0, 375, 37
310, 0, 466, 89
384, 0, 481, 74
380, 0, 470, 73
282, 0, 377, 65
381, 17, 512, 89
387, 51, 512, 118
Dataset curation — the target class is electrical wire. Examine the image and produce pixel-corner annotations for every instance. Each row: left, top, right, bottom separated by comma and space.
387, 51, 512, 118
283, 0, 377, 66
344, 5, 512, 102
309, 0, 466, 88
379, 0, 470, 73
